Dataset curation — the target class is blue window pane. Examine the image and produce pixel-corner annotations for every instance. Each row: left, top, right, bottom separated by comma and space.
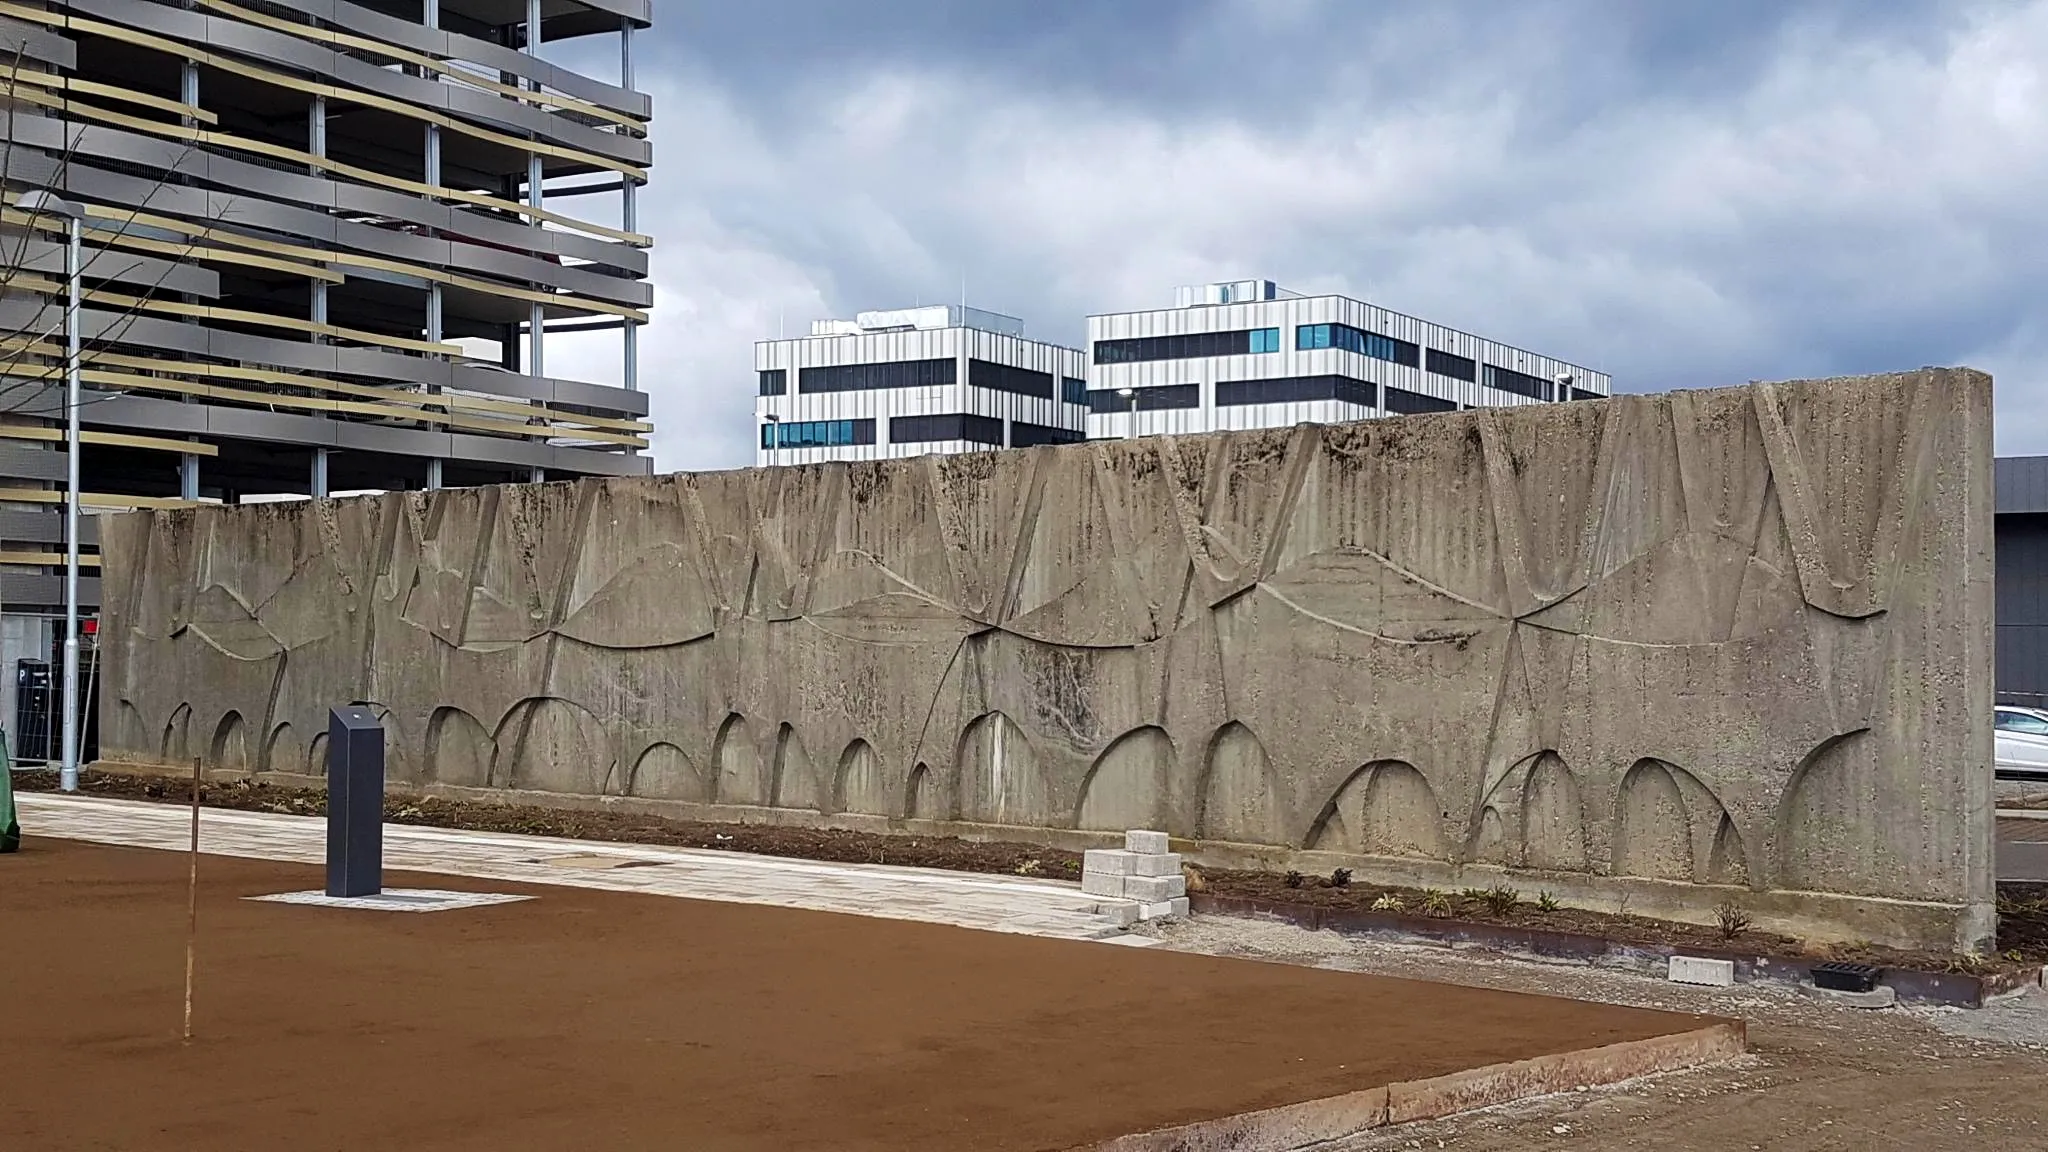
761, 424, 776, 449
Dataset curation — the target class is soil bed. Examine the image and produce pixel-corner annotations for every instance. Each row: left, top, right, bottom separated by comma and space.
9, 838, 1724, 1152
20, 769, 2040, 972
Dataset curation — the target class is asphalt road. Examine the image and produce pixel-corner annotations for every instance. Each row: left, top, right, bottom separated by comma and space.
1997, 814, 2048, 881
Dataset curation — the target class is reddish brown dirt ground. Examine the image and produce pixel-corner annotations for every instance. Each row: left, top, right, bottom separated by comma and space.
8, 839, 1722, 1152
22, 770, 2043, 967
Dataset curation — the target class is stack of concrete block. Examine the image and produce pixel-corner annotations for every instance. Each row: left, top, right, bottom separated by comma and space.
1082, 830, 1190, 924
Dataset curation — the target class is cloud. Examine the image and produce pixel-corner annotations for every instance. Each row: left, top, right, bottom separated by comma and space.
563, 0, 2048, 469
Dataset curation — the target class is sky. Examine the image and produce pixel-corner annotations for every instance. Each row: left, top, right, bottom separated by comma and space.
545, 0, 2047, 472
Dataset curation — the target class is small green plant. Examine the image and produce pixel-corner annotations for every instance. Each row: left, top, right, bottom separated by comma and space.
1370, 893, 1405, 912
1458, 887, 1490, 903
1015, 858, 1042, 876
1326, 867, 1353, 888
1284, 870, 1305, 889
1714, 899, 1752, 940
1481, 884, 1520, 915
1420, 888, 1453, 917
1536, 891, 1561, 913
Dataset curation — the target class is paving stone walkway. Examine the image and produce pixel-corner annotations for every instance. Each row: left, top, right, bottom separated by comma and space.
16, 793, 1148, 944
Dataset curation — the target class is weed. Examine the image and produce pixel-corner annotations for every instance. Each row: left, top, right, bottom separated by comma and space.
1284, 870, 1305, 889
1327, 867, 1353, 888
1420, 888, 1453, 917
1536, 891, 1561, 913
1182, 863, 1208, 893
1370, 893, 1405, 913
1481, 885, 1520, 915
1014, 858, 1042, 877
1458, 887, 1490, 903
1714, 899, 1752, 940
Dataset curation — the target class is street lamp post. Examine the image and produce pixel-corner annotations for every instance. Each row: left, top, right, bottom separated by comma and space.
17, 190, 86, 793
763, 413, 781, 468
1117, 386, 1136, 441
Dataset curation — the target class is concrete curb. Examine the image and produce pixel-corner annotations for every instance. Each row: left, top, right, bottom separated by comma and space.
1073, 1021, 1747, 1151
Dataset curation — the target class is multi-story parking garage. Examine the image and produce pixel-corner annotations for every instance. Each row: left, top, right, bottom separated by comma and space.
0, 0, 652, 752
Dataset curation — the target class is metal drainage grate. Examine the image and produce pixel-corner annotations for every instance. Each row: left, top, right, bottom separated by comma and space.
1810, 961, 1882, 993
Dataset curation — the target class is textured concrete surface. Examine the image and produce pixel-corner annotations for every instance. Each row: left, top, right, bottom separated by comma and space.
95, 369, 1995, 948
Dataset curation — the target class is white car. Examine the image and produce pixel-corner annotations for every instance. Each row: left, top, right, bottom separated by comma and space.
1995, 706, 2048, 780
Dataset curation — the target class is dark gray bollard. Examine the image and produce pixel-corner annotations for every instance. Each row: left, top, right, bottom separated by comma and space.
326, 705, 384, 898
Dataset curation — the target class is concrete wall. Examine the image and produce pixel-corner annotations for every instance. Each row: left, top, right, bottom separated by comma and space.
95, 369, 1997, 950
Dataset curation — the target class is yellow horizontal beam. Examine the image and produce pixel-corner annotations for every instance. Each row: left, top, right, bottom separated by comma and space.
59, 199, 646, 323
0, 423, 220, 456
0, 551, 101, 568
0, 64, 218, 124
0, 487, 194, 510
194, 0, 645, 133
0, 200, 344, 283
0, 2, 651, 200
0, 341, 650, 448
8, 270, 457, 356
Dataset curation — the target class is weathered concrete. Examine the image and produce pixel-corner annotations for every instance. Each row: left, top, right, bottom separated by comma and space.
95, 369, 1996, 949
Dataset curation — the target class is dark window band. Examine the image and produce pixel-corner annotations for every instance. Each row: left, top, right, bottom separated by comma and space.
1216, 375, 1375, 408
1086, 384, 1199, 413
799, 358, 956, 394
1484, 364, 1551, 401
758, 369, 787, 396
1384, 385, 1457, 415
970, 359, 1054, 400
1094, 329, 1264, 365
1296, 323, 1421, 368
890, 412, 1004, 446
1425, 348, 1476, 382
1010, 421, 1085, 448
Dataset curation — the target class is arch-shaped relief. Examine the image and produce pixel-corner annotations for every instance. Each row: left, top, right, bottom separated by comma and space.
1613, 759, 1698, 881
1198, 722, 1281, 846
1707, 814, 1749, 887
209, 711, 249, 773
111, 701, 150, 764
956, 712, 1049, 826
1773, 730, 1870, 893
630, 742, 707, 802
835, 739, 888, 816
1076, 726, 1173, 832
1306, 760, 1451, 859
772, 724, 821, 811
261, 722, 298, 775
1521, 752, 1589, 872
905, 761, 936, 820
496, 697, 615, 795
714, 714, 767, 805
425, 706, 493, 788
161, 702, 192, 764
306, 730, 329, 778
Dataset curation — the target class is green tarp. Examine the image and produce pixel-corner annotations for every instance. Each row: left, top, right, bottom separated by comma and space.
1, 727, 18, 853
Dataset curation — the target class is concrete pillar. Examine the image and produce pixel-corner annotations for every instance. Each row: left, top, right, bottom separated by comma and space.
309, 95, 328, 339
621, 20, 639, 394
425, 457, 443, 491
528, 466, 544, 485
179, 453, 199, 501
311, 448, 330, 498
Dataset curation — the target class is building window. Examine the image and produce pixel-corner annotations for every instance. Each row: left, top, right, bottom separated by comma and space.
1424, 348, 1476, 383
1062, 376, 1087, 405
1484, 364, 1552, 401
1248, 327, 1282, 354
1093, 329, 1261, 364
890, 413, 1005, 446
1294, 323, 1421, 368
1086, 384, 1200, 413
1011, 421, 1085, 448
1568, 386, 1603, 402
1216, 375, 1376, 408
969, 359, 1055, 400
758, 369, 787, 396
1383, 385, 1457, 415
798, 358, 956, 394
762, 418, 876, 449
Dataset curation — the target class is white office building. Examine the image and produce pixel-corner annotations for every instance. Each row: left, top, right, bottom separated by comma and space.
755, 306, 1088, 465
1085, 281, 1610, 439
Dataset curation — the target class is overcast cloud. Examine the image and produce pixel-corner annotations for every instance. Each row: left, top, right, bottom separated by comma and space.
549, 0, 2047, 470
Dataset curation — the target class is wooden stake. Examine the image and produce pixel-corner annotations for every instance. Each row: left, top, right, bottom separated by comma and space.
183, 756, 199, 1043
